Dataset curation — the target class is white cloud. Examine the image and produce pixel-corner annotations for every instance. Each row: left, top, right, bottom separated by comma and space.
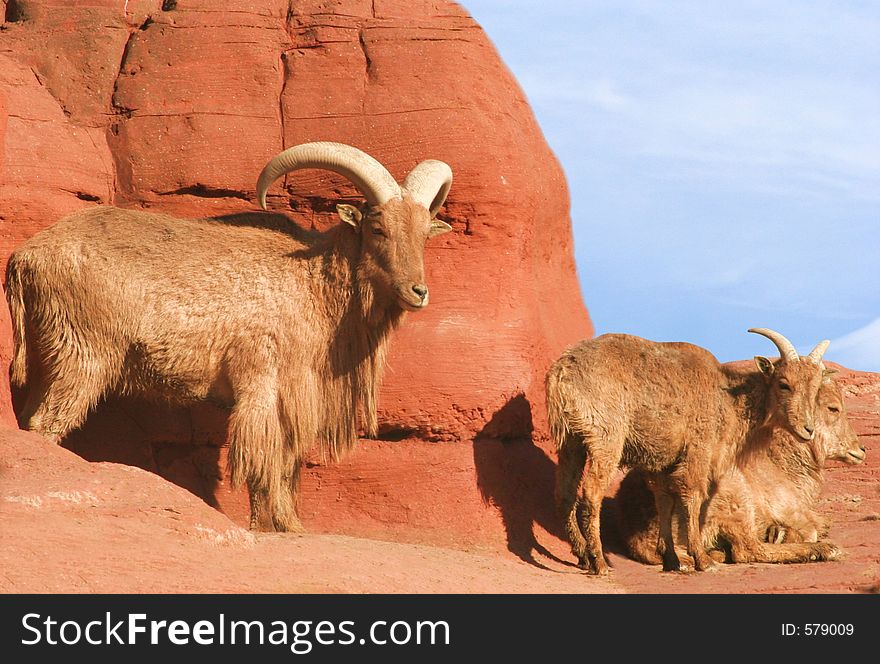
516, 75, 630, 112
829, 318, 880, 372
590, 79, 629, 112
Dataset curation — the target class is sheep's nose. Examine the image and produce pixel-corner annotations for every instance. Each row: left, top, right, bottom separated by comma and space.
412, 284, 428, 300
804, 424, 815, 436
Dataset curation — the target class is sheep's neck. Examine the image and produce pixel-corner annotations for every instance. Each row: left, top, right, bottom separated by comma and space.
315, 228, 405, 436
722, 371, 824, 500
766, 437, 825, 500
723, 370, 778, 453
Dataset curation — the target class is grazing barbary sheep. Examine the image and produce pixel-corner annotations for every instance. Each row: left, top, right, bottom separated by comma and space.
546, 329, 831, 574
5, 141, 453, 532
615, 375, 866, 566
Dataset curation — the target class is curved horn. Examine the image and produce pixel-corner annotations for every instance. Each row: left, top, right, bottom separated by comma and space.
256, 142, 401, 210
748, 328, 799, 363
807, 339, 830, 363
402, 159, 453, 217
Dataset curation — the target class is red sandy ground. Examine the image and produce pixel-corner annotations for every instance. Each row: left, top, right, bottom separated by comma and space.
2, 367, 877, 594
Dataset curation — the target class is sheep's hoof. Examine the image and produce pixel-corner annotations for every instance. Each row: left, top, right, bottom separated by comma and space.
810, 542, 842, 562
249, 509, 304, 534
661, 550, 682, 573
766, 525, 786, 544
693, 554, 717, 572
273, 516, 305, 534
250, 511, 275, 532
578, 556, 609, 576
708, 549, 726, 563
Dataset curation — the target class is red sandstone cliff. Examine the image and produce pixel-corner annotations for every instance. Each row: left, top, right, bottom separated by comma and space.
0, 0, 590, 537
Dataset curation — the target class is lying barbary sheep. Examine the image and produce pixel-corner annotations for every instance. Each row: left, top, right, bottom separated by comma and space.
616, 375, 865, 566
546, 328, 831, 574
5, 142, 453, 532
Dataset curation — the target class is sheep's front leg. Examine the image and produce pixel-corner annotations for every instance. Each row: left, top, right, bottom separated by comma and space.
226, 345, 302, 533
248, 485, 277, 532
750, 541, 841, 564
231, 402, 302, 534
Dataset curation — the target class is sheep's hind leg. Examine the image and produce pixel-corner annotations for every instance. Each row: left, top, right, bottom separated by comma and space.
680, 490, 715, 572
248, 486, 276, 532
731, 539, 841, 564
25, 351, 115, 444
578, 435, 619, 575
556, 436, 589, 568
651, 484, 683, 572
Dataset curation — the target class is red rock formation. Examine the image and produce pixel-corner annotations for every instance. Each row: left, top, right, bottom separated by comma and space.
0, 425, 626, 593
0, 1, 591, 540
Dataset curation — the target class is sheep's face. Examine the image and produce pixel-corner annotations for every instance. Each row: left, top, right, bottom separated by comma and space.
338, 197, 451, 312
816, 380, 865, 465
756, 357, 826, 442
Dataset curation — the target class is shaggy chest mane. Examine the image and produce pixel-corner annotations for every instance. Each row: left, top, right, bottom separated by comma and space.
298, 239, 405, 460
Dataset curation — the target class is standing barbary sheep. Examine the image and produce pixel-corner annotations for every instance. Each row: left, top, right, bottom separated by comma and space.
615, 375, 866, 566
5, 142, 453, 532
546, 329, 831, 574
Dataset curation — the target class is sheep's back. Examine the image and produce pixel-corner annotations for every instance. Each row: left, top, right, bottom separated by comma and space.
548, 334, 724, 467
10, 206, 331, 401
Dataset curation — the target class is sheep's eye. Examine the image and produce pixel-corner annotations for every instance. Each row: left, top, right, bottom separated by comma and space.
371, 227, 386, 237
827, 406, 840, 414
778, 381, 791, 391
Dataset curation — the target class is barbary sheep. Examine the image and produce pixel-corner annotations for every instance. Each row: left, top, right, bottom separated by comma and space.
615, 375, 865, 566
546, 328, 831, 574
5, 141, 453, 532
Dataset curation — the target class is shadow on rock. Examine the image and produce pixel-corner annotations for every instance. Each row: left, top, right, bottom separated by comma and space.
11, 385, 231, 510
472, 394, 630, 571
472, 394, 573, 570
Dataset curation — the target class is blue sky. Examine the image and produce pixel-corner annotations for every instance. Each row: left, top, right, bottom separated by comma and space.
463, 0, 880, 370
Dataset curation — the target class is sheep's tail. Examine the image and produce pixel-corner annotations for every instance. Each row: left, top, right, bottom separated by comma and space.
5, 256, 30, 387
545, 359, 575, 453
546, 357, 597, 446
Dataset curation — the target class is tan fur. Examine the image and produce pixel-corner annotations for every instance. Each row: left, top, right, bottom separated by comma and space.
6, 263, 29, 387
5, 195, 446, 532
615, 377, 865, 565
546, 333, 827, 574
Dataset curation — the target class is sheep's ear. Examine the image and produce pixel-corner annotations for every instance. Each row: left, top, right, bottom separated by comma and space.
823, 368, 838, 377
428, 219, 452, 238
754, 356, 775, 377
336, 204, 362, 229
